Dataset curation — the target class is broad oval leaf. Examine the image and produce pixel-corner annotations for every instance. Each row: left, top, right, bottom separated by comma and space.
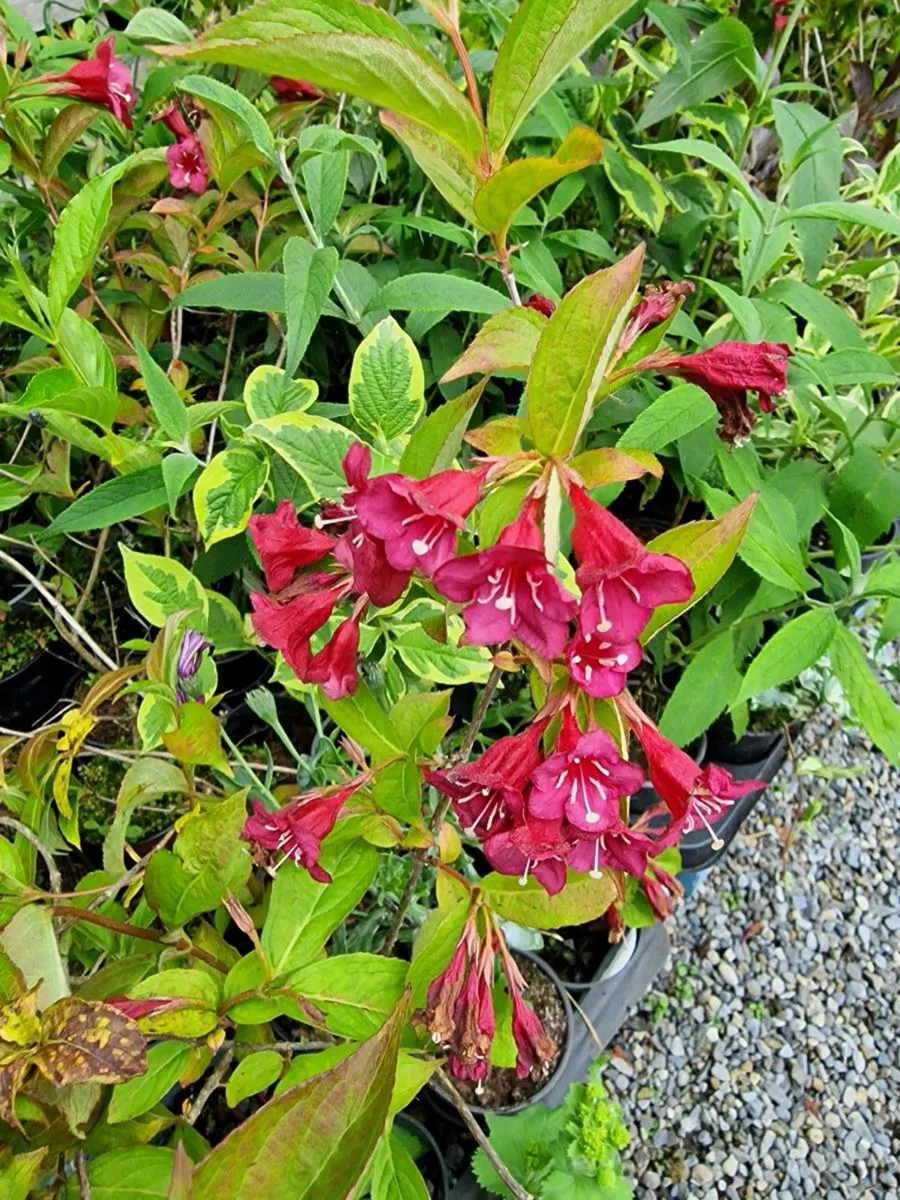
246, 412, 356, 500
108, 1041, 192, 1124
830, 625, 900, 766
64, 1148, 175, 1200
617, 383, 718, 453
526, 246, 644, 458
43, 467, 176, 536
349, 317, 425, 441
734, 608, 838, 707
120, 546, 208, 628
193, 447, 269, 548
441, 307, 545, 383
283, 239, 340, 377
225, 1051, 284, 1108
287, 954, 408, 1039
482, 869, 618, 929
380, 110, 482, 224
374, 274, 510, 316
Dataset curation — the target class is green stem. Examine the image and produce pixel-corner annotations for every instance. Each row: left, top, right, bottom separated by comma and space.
222, 729, 281, 810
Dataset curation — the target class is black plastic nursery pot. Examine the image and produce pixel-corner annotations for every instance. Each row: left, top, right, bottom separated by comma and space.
444, 923, 671, 1199
0, 648, 84, 731
395, 1112, 451, 1200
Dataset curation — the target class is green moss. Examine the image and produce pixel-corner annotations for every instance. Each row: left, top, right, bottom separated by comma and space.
0, 609, 57, 678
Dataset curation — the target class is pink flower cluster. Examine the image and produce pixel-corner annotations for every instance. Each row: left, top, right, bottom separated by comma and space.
44, 37, 136, 128
427, 705, 763, 917
418, 911, 555, 1085
154, 103, 209, 195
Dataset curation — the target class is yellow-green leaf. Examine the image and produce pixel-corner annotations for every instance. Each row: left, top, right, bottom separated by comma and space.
193, 447, 269, 547
349, 317, 425, 441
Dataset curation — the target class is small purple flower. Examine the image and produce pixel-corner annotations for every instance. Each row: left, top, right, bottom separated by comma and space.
175, 630, 209, 703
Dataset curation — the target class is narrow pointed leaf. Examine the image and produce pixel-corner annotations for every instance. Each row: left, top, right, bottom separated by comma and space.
440, 307, 545, 383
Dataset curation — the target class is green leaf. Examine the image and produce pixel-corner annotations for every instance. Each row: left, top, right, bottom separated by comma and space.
193, 447, 269, 548
244, 365, 318, 422
763, 279, 863, 350
246, 412, 356, 500
648, 138, 762, 215
321, 680, 405, 760
394, 621, 493, 685
262, 841, 379, 976
64, 1149, 174, 1200
641, 495, 756, 641
601, 144, 668, 231
374, 275, 510, 317
349, 317, 425, 441
190, 993, 408, 1200
617, 383, 717, 453
124, 7, 192, 44
784, 200, 900, 240
179, 75, 277, 166
441, 307, 545, 384
162, 453, 201, 518
487, 0, 634, 159
172, 273, 286, 313
288, 954, 407, 1039
371, 1134, 429, 1200
121, 546, 208, 627
283, 239, 340, 378
399, 380, 485, 478
772, 100, 842, 281
473, 126, 603, 238
103, 758, 188, 879
482, 870, 618, 929
134, 339, 190, 446
48, 157, 134, 328
734, 609, 837, 707
225, 1051, 284, 1108
830, 625, 900, 766
169, 24, 484, 161
701, 484, 810, 595
301, 149, 349, 238
638, 18, 756, 130
0, 288, 45, 338
43, 467, 171, 535
144, 851, 241, 931
108, 1042, 192, 1124
0, 906, 68, 1009
0, 1148, 47, 1200
526, 247, 644, 457
659, 631, 742, 747
406, 899, 471, 1008
828, 447, 900, 549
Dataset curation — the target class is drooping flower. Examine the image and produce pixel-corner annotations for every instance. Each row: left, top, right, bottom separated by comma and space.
570, 485, 693, 644
425, 720, 547, 838
661, 341, 791, 444
43, 37, 136, 128
242, 780, 364, 882
355, 468, 484, 576
249, 584, 347, 681
524, 293, 556, 317
270, 76, 326, 103
304, 609, 363, 701
527, 727, 645, 833
166, 135, 209, 195
622, 700, 764, 849
249, 500, 336, 592
565, 820, 658, 880
498, 945, 558, 1079
617, 280, 694, 358
433, 500, 578, 660
175, 630, 209, 703
153, 102, 191, 139
483, 814, 571, 895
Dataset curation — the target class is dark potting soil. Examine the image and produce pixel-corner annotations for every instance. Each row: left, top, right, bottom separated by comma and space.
538, 917, 612, 985
451, 955, 567, 1110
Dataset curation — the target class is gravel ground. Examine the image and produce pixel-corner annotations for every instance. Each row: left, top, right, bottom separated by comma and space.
613, 690, 899, 1197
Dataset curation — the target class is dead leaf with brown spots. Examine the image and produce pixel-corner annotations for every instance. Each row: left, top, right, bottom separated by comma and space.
0, 1057, 31, 1134
33, 998, 147, 1088
0, 988, 41, 1049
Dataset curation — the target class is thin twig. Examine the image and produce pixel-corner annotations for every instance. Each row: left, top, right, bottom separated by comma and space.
0, 816, 61, 894
381, 668, 502, 955
76, 1151, 93, 1200
185, 1048, 235, 1125
568, 990, 603, 1055
207, 313, 237, 465
231, 1040, 335, 1053
0, 546, 117, 670
434, 1068, 534, 1200
74, 527, 110, 622
51, 905, 229, 973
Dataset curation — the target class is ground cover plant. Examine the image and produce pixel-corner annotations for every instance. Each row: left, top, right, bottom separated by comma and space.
0, 0, 898, 1195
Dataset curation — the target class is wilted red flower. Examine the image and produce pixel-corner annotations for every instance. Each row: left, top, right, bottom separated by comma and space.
527, 726, 644, 833
250, 585, 347, 681
305, 609, 363, 701
356, 468, 484, 576
166, 135, 208, 195
418, 915, 496, 1083
617, 280, 694, 358
483, 814, 571, 895
44, 37, 136, 128
524, 293, 556, 317
663, 341, 791, 444
433, 499, 578, 660
498, 947, 557, 1079
242, 780, 364, 882
622, 700, 764, 848
249, 501, 336, 592
425, 720, 546, 837
106, 996, 185, 1020
570, 485, 694, 643
270, 76, 326, 103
